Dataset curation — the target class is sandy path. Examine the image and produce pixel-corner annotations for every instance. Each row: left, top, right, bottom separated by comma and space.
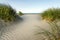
0, 14, 50, 40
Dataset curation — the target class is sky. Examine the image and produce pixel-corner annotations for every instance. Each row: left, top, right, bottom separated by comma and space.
0, 0, 60, 13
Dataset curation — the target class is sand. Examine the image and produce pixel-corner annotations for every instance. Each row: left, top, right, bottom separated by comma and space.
0, 14, 51, 40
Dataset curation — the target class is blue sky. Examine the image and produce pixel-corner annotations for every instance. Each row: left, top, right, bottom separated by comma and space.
0, 0, 60, 13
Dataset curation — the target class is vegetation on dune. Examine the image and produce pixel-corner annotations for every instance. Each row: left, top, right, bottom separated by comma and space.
41, 8, 60, 22
37, 8, 60, 40
0, 4, 23, 22
0, 4, 16, 22
37, 23, 60, 40
18, 11, 24, 16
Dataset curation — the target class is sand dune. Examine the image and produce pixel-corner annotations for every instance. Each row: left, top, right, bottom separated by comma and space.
0, 14, 50, 40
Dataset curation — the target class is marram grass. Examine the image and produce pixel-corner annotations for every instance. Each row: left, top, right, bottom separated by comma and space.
41, 8, 60, 22
37, 8, 60, 40
37, 22, 60, 40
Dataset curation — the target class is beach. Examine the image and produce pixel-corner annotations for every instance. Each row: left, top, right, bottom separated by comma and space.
0, 14, 51, 40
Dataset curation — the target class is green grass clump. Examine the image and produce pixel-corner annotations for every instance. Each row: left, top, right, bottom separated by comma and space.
0, 4, 17, 22
37, 8, 60, 40
18, 11, 24, 16
0, 4, 24, 22
41, 8, 60, 22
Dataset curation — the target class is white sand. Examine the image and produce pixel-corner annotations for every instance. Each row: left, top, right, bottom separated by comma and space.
0, 14, 51, 40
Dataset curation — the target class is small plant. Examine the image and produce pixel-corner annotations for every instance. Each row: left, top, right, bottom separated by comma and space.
18, 11, 24, 16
